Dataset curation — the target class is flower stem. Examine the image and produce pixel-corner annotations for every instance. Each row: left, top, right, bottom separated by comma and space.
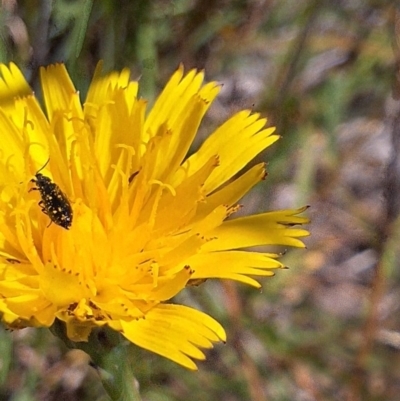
95, 344, 143, 401
50, 321, 142, 400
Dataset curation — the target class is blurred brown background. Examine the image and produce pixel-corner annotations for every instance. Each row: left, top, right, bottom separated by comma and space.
0, 0, 398, 400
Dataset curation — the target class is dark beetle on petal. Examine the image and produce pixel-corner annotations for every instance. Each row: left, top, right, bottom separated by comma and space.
30, 159, 73, 229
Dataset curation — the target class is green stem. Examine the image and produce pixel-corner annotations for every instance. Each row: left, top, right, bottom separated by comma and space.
95, 345, 142, 401
50, 321, 142, 401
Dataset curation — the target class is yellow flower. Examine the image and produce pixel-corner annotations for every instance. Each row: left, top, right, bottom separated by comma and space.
0, 62, 308, 370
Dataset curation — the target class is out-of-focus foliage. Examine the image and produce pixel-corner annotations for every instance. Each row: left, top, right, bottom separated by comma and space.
0, 0, 399, 400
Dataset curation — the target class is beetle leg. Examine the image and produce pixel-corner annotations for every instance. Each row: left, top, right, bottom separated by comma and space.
38, 201, 49, 215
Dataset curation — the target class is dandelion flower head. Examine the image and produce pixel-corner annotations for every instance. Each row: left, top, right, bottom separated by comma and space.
0, 63, 308, 369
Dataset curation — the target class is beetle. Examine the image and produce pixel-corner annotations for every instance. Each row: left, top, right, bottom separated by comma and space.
30, 159, 73, 229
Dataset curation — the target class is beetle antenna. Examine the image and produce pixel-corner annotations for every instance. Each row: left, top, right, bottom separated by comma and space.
36, 158, 50, 174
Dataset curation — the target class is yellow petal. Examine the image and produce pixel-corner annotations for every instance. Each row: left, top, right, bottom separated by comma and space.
203, 207, 310, 251
197, 163, 266, 218
181, 110, 278, 193
0, 63, 32, 109
188, 250, 284, 287
40, 64, 76, 119
121, 304, 226, 370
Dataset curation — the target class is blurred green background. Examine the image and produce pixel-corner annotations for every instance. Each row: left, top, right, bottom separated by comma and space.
0, 0, 399, 400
